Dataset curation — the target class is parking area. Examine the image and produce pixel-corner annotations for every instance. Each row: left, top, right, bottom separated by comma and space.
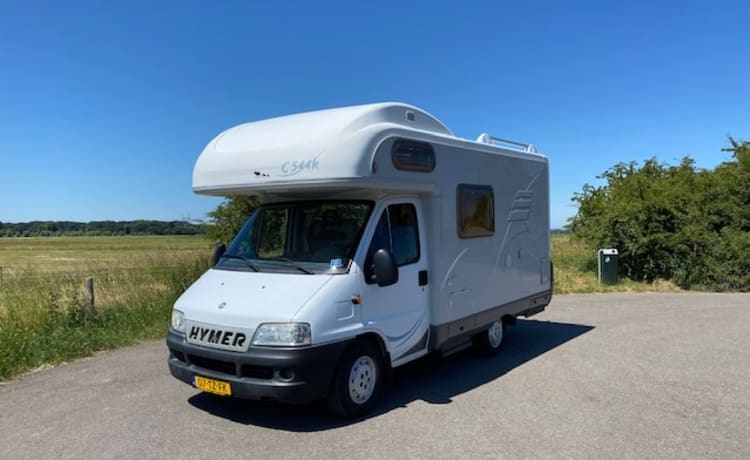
1, 293, 748, 459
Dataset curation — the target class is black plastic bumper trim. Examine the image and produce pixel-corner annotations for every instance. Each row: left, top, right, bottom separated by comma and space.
166, 331, 352, 403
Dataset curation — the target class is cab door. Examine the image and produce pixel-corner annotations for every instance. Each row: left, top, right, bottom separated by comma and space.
359, 199, 429, 363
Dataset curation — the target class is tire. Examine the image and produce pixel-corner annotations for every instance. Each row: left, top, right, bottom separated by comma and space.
326, 340, 384, 418
472, 320, 505, 356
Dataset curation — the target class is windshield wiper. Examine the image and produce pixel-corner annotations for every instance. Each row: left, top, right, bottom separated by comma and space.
264, 257, 314, 274
221, 253, 260, 272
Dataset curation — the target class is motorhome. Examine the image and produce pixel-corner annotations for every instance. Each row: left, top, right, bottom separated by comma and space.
167, 102, 552, 417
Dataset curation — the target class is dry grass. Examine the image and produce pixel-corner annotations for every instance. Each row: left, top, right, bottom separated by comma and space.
0, 235, 211, 379
552, 233, 680, 294
0, 236, 210, 312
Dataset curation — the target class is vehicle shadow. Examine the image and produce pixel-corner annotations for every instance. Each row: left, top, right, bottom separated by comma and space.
187, 318, 593, 431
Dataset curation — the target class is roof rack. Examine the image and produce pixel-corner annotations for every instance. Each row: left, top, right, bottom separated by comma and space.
475, 133, 538, 154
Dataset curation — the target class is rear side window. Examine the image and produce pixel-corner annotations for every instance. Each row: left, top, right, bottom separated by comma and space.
391, 139, 435, 172
457, 184, 494, 238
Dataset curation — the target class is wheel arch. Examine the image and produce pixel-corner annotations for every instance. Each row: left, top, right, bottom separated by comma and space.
355, 331, 392, 369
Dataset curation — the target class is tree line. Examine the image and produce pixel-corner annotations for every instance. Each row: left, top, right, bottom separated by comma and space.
570, 138, 750, 291
0, 220, 204, 237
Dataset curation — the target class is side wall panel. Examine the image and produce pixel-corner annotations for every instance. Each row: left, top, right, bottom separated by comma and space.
372, 138, 550, 328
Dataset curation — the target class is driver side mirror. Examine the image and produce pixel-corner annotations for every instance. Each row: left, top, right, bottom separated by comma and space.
373, 249, 399, 287
211, 243, 226, 267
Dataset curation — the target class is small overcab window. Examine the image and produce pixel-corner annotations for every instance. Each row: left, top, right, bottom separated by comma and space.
391, 139, 435, 172
457, 184, 495, 238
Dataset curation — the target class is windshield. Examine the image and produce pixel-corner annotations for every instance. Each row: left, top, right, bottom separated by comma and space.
217, 201, 374, 274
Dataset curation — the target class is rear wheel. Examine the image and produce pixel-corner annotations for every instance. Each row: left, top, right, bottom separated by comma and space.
472, 320, 505, 356
326, 340, 384, 418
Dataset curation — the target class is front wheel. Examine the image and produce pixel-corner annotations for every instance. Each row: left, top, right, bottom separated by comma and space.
472, 320, 505, 356
326, 340, 384, 418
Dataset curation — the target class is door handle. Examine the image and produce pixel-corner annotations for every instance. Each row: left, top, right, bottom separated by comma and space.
418, 270, 428, 286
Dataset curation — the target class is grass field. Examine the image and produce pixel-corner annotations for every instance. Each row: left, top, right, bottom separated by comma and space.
0, 236, 212, 380
0, 236, 211, 309
0, 234, 676, 380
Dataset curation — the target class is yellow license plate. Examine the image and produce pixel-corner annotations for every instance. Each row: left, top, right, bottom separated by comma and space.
193, 375, 232, 396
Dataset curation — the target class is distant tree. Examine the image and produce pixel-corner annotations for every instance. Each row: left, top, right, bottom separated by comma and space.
205, 196, 260, 243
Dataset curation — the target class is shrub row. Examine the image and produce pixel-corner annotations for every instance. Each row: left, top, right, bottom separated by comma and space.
570, 138, 750, 290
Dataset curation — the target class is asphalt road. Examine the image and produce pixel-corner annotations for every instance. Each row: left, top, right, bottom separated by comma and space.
1, 293, 748, 459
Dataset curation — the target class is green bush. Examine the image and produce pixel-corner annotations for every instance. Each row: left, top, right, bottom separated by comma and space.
570, 138, 750, 291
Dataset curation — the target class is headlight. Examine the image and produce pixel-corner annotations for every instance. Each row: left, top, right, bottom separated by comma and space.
252, 323, 311, 347
171, 309, 186, 333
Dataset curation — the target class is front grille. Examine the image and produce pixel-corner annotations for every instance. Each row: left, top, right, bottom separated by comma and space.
188, 354, 237, 376
241, 364, 274, 380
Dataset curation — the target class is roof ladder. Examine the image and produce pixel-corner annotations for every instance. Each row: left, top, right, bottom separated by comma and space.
476, 133, 538, 154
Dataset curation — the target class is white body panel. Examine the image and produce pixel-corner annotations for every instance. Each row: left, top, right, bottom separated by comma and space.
193, 103, 452, 196
181, 102, 551, 367
175, 269, 333, 330
357, 197, 430, 364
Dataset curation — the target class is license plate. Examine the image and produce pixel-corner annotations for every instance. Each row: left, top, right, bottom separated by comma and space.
192, 375, 232, 396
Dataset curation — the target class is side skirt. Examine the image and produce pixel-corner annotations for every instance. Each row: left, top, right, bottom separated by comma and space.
429, 290, 552, 353
390, 329, 430, 368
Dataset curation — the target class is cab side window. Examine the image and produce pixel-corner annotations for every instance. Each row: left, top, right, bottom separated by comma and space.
389, 204, 419, 265
364, 203, 420, 283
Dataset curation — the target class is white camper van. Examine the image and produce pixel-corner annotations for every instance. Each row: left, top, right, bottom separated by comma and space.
167, 103, 552, 417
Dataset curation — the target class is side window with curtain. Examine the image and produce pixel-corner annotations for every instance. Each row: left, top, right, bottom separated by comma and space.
457, 184, 494, 238
364, 203, 420, 284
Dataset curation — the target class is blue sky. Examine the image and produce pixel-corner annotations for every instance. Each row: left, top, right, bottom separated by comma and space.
1, 0, 747, 228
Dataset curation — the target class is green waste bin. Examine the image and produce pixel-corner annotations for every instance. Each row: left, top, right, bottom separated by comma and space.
597, 248, 619, 285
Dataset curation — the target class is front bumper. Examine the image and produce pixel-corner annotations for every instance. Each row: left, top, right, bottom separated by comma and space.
166, 330, 351, 403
